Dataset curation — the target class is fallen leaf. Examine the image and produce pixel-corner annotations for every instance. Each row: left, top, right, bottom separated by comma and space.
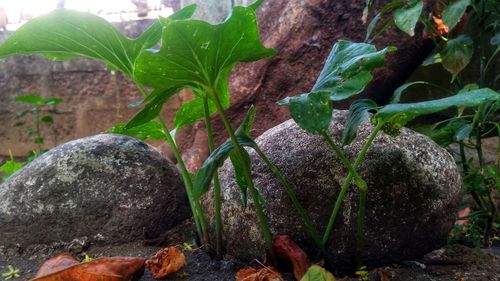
273, 235, 308, 280
145, 247, 186, 279
31, 254, 145, 281
34, 253, 79, 277
236, 267, 285, 281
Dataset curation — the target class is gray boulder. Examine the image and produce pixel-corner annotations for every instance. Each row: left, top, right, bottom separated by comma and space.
204, 110, 461, 270
0, 134, 190, 248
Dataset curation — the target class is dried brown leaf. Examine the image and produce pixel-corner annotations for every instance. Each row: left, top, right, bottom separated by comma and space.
31, 254, 145, 281
273, 235, 308, 280
236, 267, 285, 281
145, 247, 186, 279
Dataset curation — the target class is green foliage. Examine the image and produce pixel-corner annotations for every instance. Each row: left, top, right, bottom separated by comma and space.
192, 106, 257, 202
13, 94, 63, 159
441, 35, 474, 81
300, 265, 336, 281
279, 40, 395, 134
1, 265, 20, 280
375, 88, 500, 126
0, 6, 196, 76
366, 0, 500, 249
442, 0, 471, 31
174, 97, 217, 130
391, 81, 452, 103
342, 99, 377, 146
127, 6, 276, 128
0, 152, 23, 181
108, 121, 166, 141
393, 0, 423, 36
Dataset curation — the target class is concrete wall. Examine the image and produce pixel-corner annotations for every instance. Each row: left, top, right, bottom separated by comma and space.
0, 20, 187, 159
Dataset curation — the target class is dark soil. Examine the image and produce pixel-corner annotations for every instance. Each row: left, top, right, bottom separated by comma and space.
1, 219, 499, 281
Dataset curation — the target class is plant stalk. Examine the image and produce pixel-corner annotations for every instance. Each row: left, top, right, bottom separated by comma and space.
320, 122, 383, 252
207, 87, 276, 262
321, 133, 368, 191
203, 96, 224, 259
252, 144, 322, 248
136, 82, 209, 245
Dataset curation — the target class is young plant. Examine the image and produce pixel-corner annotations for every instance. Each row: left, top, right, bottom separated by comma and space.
124, 1, 321, 258
14, 94, 63, 156
0, 1, 320, 260
366, 0, 500, 246
0, 150, 23, 181
279, 42, 499, 266
0, 4, 210, 250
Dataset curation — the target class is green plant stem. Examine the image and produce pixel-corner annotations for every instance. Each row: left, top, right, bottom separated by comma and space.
207, 87, 276, 262
34, 106, 42, 154
252, 144, 322, 248
459, 142, 485, 209
135, 82, 209, 245
321, 133, 367, 191
320, 122, 383, 252
203, 96, 224, 259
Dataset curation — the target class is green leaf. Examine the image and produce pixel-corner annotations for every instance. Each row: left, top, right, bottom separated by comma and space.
134, 6, 276, 100
192, 135, 256, 201
128, 6, 274, 129
300, 265, 336, 281
0, 6, 195, 77
15, 95, 43, 104
441, 35, 473, 81
235, 105, 257, 136
34, 137, 44, 144
192, 105, 258, 201
40, 116, 54, 124
375, 88, 500, 126
41, 98, 63, 106
343, 99, 377, 146
109, 121, 166, 141
454, 123, 472, 141
311, 40, 395, 101
391, 81, 453, 103
279, 40, 394, 134
393, 0, 423, 36
365, 1, 405, 41
125, 88, 180, 129
422, 51, 442, 66
174, 97, 217, 130
491, 32, 500, 46
288, 92, 332, 134
442, 0, 470, 31
229, 149, 251, 208
0, 160, 23, 180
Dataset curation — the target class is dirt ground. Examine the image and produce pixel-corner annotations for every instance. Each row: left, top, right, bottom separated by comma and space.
1, 220, 499, 281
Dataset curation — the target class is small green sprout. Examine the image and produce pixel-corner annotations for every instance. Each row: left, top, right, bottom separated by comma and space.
81, 254, 93, 263
2, 265, 20, 280
355, 266, 369, 281
182, 242, 194, 252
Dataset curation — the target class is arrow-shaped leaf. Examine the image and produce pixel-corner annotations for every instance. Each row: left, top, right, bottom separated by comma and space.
342, 99, 377, 146
375, 88, 500, 126
279, 41, 394, 134
393, 0, 423, 37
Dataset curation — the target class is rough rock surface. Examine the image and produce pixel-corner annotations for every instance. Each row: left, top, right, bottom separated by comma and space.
205, 110, 462, 271
0, 134, 190, 248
